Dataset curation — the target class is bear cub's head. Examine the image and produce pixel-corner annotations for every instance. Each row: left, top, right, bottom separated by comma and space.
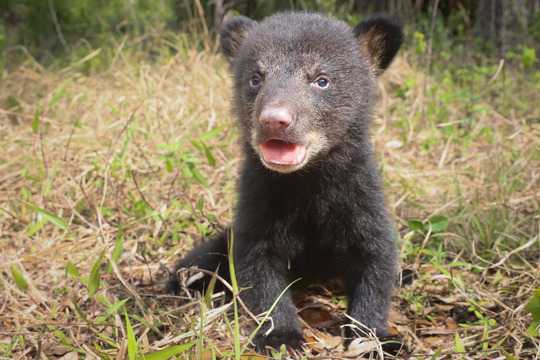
220, 13, 402, 174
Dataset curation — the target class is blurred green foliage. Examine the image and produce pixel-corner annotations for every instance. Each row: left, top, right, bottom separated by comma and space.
0, 0, 177, 70
0, 0, 538, 72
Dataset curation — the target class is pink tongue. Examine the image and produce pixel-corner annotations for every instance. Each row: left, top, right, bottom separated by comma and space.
260, 140, 307, 165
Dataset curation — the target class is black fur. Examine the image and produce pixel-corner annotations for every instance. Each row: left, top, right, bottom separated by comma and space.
167, 12, 404, 357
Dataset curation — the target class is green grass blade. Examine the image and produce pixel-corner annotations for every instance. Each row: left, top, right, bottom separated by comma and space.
105, 298, 129, 316
227, 230, 241, 359
203, 270, 218, 309
7, 94, 20, 109
125, 311, 138, 360
22, 201, 68, 230
198, 296, 205, 360
500, 348, 517, 360
94, 298, 130, 324
43, 161, 59, 196
165, 155, 173, 172
526, 288, 540, 336
88, 250, 105, 296
104, 102, 122, 116
141, 343, 196, 360
106, 232, 124, 274
188, 164, 210, 189
199, 123, 228, 142
241, 278, 301, 355
202, 142, 216, 166
49, 77, 72, 108
111, 233, 124, 263
482, 317, 489, 352
32, 106, 40, 133
197, 196, 205, 213
71, 298, 89, 323
453, 333, 466, 352
2, 331, 21, 359
430, 348, 442, 359
127, 314, 163, 335
45, 324, 72, 346
11, 265, 28, 291
66, 262, 80, 279
490, 336, 506, 350
26, 220, 43, 236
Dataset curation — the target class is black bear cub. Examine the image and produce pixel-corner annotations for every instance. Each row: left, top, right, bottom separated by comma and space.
167, 12, 404, 356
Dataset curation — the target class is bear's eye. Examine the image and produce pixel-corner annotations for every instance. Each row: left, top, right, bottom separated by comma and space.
313, 77, 330, 89
250, 75, 261, 88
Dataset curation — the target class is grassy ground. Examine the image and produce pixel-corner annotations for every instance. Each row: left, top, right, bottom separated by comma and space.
0, 37, 539, 359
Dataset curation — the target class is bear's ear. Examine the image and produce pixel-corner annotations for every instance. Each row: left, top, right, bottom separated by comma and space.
220, 16, 257, 63
353, 14, 403, 76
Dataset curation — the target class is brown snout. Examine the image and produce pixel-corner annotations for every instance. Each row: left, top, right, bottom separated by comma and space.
259, 107, 293, 131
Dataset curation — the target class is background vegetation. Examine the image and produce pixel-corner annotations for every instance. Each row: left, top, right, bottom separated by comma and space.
0, 0, 539, 359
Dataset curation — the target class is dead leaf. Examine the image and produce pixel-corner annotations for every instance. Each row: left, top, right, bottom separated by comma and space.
344, 337, 381, 357
438, 304, 454, 311
200, 347, 227, 359
299, 308, 336, 327
445, 317, 459, 329
43, 343, 70, 356
58, 351, 79, 360
388, 308, 409, 324
414, 319, 432, 328
435, 295, 460, 304
423, 306, 437, 315
422, 336, 445, 346
323, 335, 342, 349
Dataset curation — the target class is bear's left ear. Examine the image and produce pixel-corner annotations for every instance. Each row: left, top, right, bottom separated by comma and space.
353, 14, 403, 76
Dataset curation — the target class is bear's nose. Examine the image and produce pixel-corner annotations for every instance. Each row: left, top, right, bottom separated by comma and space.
259, 107, 293, 131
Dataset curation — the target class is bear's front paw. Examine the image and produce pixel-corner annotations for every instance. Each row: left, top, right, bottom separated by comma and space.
345, 334, 409, 358
380, 335, 409, 357
165, 277, 181, 295
254, 329, 305, 354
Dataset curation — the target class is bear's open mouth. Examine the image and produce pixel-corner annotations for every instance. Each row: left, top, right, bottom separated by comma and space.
260, 139, 307, 166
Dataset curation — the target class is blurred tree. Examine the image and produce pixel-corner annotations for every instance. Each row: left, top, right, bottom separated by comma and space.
473, 0, 540, 57
1, 0, 538, 70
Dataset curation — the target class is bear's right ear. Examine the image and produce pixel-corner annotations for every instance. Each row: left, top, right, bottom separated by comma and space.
220, 16, 257, 63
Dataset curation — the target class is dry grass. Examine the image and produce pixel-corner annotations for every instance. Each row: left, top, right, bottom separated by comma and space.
0, 45, 538, 359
